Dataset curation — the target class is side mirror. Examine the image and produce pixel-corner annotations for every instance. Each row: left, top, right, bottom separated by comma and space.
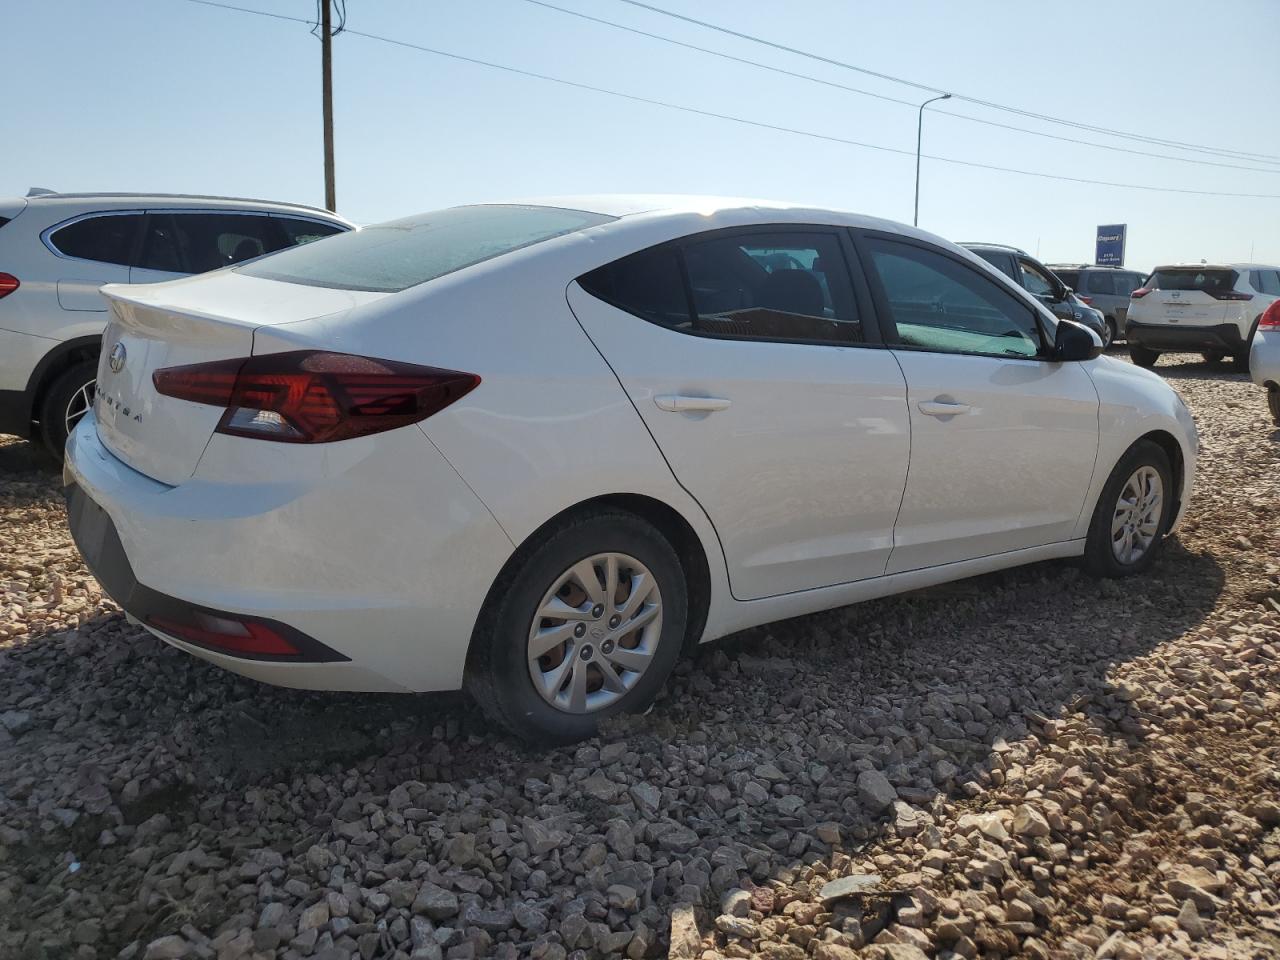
1050, 317, 1103, 362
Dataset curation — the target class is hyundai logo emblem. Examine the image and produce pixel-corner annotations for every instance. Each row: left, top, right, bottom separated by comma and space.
108, 342, 127, 373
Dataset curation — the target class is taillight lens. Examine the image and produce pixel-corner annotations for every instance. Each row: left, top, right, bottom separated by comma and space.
0, 273, 19, 299
153, 350, 479, 443
1077, 295, 1093, 305
1260, 300, 1280, 331
1131, 287, 1152, 299
1208, 289, 1253, 301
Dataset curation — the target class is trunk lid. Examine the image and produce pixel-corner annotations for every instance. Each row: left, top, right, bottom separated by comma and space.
94, 271, 386, 484
1129, 267, 1236, 326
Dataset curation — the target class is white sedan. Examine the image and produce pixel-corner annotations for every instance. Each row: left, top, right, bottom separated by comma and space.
1250, 299, 1280, 425
64, 196, 1197, 743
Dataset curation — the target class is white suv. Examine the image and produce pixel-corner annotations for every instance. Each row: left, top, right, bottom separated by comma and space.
1125, 262, 1280, 370
0, 190, 352, 457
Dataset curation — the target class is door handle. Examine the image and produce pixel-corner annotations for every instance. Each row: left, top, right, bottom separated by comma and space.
654, 394, 732, 413
918, 399, 971, 417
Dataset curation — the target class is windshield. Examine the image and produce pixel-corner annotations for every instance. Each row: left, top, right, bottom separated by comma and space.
1149, 268, 1238, 293
238, 204, 615, 292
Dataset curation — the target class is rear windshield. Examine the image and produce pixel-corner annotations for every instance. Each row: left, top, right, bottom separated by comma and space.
238, 204, 615, 292
1149, 268, 1238, 292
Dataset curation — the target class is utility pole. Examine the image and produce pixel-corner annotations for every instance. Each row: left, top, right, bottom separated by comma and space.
913, 93, 951, 227
321, 0, 336, 212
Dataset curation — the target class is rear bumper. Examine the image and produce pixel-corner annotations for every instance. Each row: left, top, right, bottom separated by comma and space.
1126, 321, 1246, 353
63, 414, 515, 692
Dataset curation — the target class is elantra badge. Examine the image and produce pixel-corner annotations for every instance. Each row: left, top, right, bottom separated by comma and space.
109, 342, 127, 373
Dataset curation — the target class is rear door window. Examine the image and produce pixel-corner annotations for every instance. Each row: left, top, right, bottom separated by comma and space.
682, 231, 862, 343
48, 214, 144, 266
580, 230, 865, 345
1258, 270, 1280, 295
1086, 272, 1116, 296
168, 213, 286, 273
969, 249, 1019, 283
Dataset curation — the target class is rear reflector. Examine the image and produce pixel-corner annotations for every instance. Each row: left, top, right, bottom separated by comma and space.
153, 350, 479, 443
1261, 300, 1280, 331
0, 273, 19, 299
1131, 287, 1151, 299
147, 611, 300, 657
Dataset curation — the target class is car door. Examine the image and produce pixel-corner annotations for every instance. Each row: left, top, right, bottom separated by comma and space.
568, 226, 911, 600
855, 232, 1099, 574
44, 212, 141, 311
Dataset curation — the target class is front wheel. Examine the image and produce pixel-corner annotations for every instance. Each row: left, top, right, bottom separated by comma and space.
1129, 345, 1160, 369
466, 510, 688, 744
1082, 440, 1174, 578
39, 360, 98, 461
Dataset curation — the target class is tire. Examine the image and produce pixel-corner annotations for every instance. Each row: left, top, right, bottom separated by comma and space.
38, 360, 98, 461
1082, 440, 1174, 578
1201, 350, 1225, 364
1129, 345, 1160, 369
1104, 318, 1117, 348
1269, 387, 1280, 427
1234, 352, 1251, 372
466, 509, 688, 744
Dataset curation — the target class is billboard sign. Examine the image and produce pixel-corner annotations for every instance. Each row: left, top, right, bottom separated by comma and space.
1096, 224, 1127, 266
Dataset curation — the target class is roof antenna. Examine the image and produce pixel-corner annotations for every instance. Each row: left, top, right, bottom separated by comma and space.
26, 187, 57, 197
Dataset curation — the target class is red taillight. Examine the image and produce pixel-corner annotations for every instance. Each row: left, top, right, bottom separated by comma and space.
1131, 287, 1152, 299
1208, 289, 1253, 301
153, 350, 480, 443
148, 611, 299, 657
1261, 300, 1280, 331
1077, 295, 1093, 305
0, 273, 19, 299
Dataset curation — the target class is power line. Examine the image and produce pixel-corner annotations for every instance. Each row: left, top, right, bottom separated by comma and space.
615, 0, 1280, 166
517, 0, 1280, 175
180, 0, 1280, 199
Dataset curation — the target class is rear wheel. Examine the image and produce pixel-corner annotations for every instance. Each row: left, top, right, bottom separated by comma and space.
38, 360, 98, 461
1129, 345, 1160, 368
1082, 440, 1173, 578
1268, 387, 1280, 426
1104, 318, 1117, 348
466, 509, 687, 744
1201, 350, 1225, 364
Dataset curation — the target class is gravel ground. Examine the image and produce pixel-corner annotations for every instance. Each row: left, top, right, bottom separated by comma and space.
1, 354, 1278, 960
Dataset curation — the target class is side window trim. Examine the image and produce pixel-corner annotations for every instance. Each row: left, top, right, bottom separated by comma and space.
849, 228, 1053, 360
41, 209, 146, 266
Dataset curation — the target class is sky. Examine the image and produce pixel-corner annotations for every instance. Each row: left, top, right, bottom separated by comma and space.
6, 0, 1280, 272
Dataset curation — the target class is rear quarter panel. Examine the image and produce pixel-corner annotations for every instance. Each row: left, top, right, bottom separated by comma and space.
250, 245, 736, 641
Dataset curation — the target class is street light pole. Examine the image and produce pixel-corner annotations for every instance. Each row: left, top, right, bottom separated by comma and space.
321, 0, 336, 212
914, 93, 951, 227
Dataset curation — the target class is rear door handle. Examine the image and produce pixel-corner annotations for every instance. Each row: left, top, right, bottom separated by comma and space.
918, 399, 971, 417
654, 395, 732, 413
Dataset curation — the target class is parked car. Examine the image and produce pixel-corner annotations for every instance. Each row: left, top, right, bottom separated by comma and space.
64, 197, 1197, 744
960, 243, 1111, 345
1125, 263, 1280, 369
1250, 299, 1280, 425
0, 189, 352, 457
1048, 265, 1147, 344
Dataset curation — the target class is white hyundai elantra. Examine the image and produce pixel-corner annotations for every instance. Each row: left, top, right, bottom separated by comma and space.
64, 196, 1197, 743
